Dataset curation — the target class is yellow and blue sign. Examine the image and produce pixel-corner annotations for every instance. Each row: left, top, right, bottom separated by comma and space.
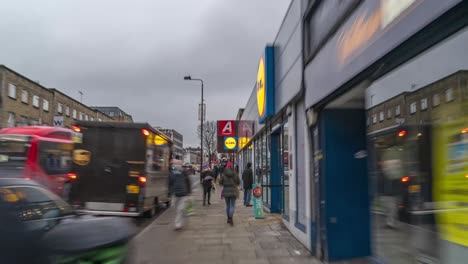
257, 46, 275, 124
224, 136, 237, 150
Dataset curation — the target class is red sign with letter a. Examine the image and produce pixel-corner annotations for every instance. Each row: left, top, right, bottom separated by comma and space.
217, 120, 236, 136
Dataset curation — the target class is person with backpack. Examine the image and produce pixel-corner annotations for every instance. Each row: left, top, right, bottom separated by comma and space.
168, 162, 192, 230
220, 162, 241, 226
242, 162, 254, 207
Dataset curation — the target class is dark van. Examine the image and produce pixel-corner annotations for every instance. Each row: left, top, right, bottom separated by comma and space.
68, 122, 172, 217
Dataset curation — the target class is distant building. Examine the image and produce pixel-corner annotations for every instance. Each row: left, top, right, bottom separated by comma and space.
159, 128, 184, 159
91, 106, 133, 123
183, 147, 201, 164
0, 65, 113, 128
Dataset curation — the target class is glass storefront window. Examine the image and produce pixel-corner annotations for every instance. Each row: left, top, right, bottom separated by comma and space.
366, 26, 468, 264
282, 121, 290, 219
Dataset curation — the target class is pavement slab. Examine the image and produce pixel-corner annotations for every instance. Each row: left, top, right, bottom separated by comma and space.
129, 181, 317, 264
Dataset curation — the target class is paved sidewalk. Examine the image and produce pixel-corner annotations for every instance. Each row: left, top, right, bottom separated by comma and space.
129, 182, 320, 264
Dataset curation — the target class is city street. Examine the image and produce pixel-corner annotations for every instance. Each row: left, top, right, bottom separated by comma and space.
127, 178, 317, 264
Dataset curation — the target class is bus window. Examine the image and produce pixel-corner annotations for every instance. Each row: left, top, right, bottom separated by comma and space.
38, 141, 73, 175
0, 136, 30, 177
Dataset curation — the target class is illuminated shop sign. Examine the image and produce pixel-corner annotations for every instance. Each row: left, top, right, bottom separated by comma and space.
257, 46, 275, 123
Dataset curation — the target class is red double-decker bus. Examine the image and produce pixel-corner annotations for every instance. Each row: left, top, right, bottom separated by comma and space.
0, 126, 77, 198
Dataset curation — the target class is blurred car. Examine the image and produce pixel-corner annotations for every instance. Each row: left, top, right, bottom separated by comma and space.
0, 178, 136, 264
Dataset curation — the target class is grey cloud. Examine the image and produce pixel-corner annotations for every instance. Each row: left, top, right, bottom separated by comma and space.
0, 0, 290, 146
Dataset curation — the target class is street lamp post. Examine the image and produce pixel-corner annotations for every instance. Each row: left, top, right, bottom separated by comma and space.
184, 75, 204, 180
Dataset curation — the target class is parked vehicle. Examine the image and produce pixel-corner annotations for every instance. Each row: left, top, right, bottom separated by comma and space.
68, 122, 172, 217
0, 178, 135, 263
0, 126, 78, 199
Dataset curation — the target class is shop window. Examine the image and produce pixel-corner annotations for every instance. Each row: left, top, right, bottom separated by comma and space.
8, 83, 16, 99
446, 88, 454, 102
410, 102, 417, 114
433, 94, 440, 106
57, 103, 63, 114
387, 109, 392, 119
365, 24, 468, 264
21, 90, 28, 103
379, 112, 384, 122
7, 112, 16, 127
43, 100, 49, 112
32, 96, 40, 108
421, 98, 428, 110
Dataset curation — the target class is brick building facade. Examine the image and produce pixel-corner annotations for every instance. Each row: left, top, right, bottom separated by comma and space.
0, 65, 113, 128
367, 70, 468, 134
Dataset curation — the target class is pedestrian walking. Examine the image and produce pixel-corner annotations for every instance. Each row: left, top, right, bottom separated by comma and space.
220, 162, 240, 226
242, 162, 254, 207
168, 162, 192, 230
201, 167, 214, 206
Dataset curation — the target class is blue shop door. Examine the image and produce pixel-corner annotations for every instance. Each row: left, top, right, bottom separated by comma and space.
320, 109, 370, 261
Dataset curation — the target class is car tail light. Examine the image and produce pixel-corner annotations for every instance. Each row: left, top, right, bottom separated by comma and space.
139, 176, 147, 187
123, 207, 129, 212
398, 130, 407, 137
142, 129, 150, 136
71, 125, 81, 132
401, 176, 410, 183
68, 173, 78, 181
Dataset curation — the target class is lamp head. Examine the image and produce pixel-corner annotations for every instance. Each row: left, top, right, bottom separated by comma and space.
184, 75, 191, 80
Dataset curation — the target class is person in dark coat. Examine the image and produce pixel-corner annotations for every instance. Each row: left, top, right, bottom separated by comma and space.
201, 167, 214, 206
168, 162, 192, 230
220, 162, 240, 225
242, 162, 254, 206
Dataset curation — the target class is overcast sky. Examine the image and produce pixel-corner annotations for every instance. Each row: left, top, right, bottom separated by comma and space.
1, 0, 290, 146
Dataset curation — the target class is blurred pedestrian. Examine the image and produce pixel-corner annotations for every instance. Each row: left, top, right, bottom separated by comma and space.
220, 162, 240, 226
168, 161, 192, 230
242, 162, 254, 207
201, 167, 214, 206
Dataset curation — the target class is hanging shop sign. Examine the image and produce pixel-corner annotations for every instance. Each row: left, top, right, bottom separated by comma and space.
224, 136, 237, 151
257, 46, 275, 124
218, 120, 236, 136
253, 183, 265, 219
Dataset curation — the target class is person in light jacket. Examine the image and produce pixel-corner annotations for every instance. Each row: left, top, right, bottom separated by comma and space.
168, 163, 192, 230
220, 162, 240, 226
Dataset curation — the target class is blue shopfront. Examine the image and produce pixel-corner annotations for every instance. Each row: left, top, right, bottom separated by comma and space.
303, 0, 466, 263
238, 1, 309, 250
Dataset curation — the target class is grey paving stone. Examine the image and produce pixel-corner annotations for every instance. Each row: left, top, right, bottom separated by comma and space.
256, 248, 292, 258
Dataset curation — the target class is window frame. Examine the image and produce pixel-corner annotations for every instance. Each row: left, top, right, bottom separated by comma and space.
410, 102, 417, 114
420, 98, 428, 110
8, 83, 17, 99
43, 99, 49, 112
433, 93, 441, 106
32, 95, 40, 108
21, 90, 28, 104
446, 88, 454, 102
395, 105, 401, 116
57, 103, 63, 114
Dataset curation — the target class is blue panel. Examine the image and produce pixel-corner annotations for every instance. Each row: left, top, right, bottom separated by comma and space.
270, 133, 281, 213
259, 46, 275, 124
320, 109, 370, 261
